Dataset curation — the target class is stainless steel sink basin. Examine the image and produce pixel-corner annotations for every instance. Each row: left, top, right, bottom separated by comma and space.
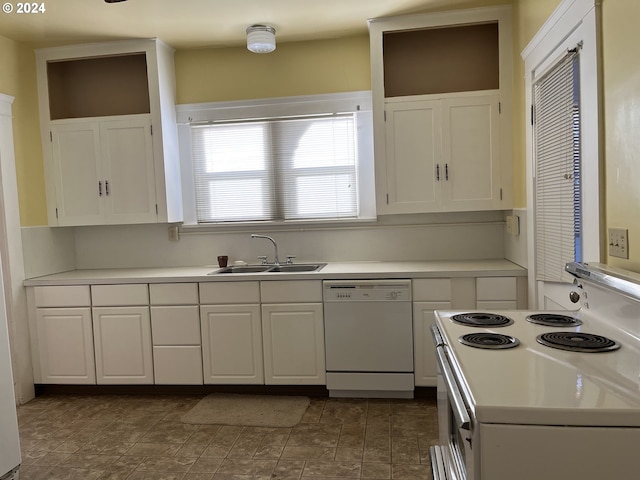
211, 265, 272, 274
267, 264, 326, 273
209, 263, 326, 275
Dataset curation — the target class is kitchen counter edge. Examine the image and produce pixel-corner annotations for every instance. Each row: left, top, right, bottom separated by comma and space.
23, 259, 526, 286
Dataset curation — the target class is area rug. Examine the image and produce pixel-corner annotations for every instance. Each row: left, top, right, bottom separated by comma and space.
181, 393, 310, 427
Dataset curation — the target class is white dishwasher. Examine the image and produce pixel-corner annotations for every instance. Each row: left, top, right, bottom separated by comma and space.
323, 279, 414, 398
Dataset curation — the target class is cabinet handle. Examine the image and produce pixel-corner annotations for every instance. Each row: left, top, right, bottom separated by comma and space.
445, 163, 449, 181
98, 181, 102, 196
105, 180, 110, 196
436, 164, 440, 181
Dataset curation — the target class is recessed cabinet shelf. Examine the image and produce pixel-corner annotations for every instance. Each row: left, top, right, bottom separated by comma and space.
47, 53, 151, 120
383, 22, 499, 97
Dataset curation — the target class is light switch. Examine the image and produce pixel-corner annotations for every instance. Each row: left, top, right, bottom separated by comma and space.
608, 228, 628, 259
506, 215, 520, 236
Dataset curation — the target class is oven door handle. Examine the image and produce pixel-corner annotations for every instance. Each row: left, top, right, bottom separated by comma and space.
435, 346, 471, 431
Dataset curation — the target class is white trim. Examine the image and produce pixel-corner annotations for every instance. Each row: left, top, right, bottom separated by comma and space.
522, 0, 602, 308
0, 93, 35, 403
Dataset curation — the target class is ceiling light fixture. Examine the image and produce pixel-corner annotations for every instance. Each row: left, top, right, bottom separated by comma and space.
246, 25, 276, 54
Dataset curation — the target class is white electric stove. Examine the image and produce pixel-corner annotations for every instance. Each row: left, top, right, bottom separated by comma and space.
430, 262, 640, 480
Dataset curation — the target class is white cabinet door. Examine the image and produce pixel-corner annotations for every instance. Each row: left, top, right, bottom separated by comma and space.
50, 122, 104, 226
200, 304, 263, 384
50, 116, 156, 226
101, 117, 157, 224
441, 94, 501, 211
381, 100, 441, 214
92, 306, 153, 384
35, 307, 96, 384
261, 303, 325, 385
413, 301, 451, 386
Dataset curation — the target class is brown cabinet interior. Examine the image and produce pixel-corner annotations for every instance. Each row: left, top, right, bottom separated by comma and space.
47, 53, 151, 120
383, 22, 499, 97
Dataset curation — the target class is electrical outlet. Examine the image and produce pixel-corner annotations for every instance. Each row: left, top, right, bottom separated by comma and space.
608, 228, 628, 259
506, 215, 520, 236
168, 225, 180, 242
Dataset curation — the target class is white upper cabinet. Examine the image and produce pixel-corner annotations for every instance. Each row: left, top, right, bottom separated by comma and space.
369, 6, 513, 215
36, 38, 182, 226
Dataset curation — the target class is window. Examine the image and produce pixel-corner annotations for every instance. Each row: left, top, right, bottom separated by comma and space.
533, 50, 582, 282
177, 92, 375, 225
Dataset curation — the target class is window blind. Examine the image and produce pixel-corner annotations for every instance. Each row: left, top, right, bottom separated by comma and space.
533, 50, 582, 282
190, 113, 358, 223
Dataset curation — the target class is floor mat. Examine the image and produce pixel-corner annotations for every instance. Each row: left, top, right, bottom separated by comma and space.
181, 393, 310, 427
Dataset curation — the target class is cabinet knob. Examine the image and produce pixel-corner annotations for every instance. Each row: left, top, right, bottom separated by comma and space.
98, 181, 102, 196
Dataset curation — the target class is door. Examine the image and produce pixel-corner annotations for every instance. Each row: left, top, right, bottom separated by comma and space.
382, 100, 441, 213
50, 122, 104, 225
36, 307, 95, 384
101, 116, 157, 224
200, 304, 263, 384
92, 306, 153, 384
261, 303, 325, 385
441, 94, 501, 211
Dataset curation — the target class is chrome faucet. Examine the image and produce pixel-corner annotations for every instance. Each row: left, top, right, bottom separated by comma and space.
250, 234, 280, 265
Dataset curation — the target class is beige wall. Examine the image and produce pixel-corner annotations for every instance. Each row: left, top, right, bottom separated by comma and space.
511, 0, 562, 208
0, 35, 46, 226
175, 35, 370, 104
601, 0, 640, 271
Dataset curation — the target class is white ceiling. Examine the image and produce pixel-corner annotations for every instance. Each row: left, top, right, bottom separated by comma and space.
0, 0, 495, 49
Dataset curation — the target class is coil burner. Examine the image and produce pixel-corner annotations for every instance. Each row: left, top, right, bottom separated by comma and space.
459, 333, 520, 350
536, 332, 620, 353
452, 312, 514, 327
527, 313, 583, 327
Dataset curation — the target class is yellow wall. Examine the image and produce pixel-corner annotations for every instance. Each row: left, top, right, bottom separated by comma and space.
511, 0, 562, 208
601, 0, 640, 271
0, 35, 46, 226
174, 35, 371, 104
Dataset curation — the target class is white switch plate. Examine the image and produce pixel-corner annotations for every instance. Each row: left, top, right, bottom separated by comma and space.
608, 228, 628, 259
506, 215, 520, 236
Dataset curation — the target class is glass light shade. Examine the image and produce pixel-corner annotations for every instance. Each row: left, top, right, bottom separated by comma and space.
246, 25, 276, 53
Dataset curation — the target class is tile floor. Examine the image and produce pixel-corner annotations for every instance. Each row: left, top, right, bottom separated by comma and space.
16, 393, 438, 480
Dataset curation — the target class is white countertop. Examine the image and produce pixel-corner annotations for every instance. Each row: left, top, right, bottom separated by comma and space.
23, 259, 525, 286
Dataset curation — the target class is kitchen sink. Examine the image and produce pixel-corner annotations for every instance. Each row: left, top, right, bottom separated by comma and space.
268, 264, 326, 273
209, 264, 326, 275
211, 265, 272, 274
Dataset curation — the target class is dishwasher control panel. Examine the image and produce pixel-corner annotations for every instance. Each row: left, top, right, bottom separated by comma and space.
323, 279, 412, 302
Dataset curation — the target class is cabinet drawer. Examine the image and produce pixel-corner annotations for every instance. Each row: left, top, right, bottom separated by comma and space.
149, 283, 198, 305
412, 279, 452, 301
92, 284, 149, 306
34, 285, 91, 307
153, 346, 203, 385
476, 277, 517, 301
199, 281, 260, 304
260, 281, 322, 303
150, 306, 201, 345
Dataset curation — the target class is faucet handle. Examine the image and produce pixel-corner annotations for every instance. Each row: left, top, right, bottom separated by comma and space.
257, 255, 268, 265
286, 255, 296, 264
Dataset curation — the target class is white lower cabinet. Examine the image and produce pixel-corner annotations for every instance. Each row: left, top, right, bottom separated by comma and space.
413, 302, 451, 386
476, 276, 518, 309
412, 279, 453, 387
200, 304, 264, 384
35, 307, 96, 384
92, 306, 153, 384
261, 303, 325, 385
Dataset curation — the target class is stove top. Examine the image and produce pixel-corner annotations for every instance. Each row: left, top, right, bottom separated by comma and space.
527, 313, 583, 327
536, 331, 620, 353
458, 332, 519, 349
451, 312, 513, 327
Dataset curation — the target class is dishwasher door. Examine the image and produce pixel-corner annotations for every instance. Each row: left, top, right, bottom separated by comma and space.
324, 300, 413, 372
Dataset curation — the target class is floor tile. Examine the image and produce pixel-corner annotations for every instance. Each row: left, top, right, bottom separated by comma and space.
16, 393, 439, 480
